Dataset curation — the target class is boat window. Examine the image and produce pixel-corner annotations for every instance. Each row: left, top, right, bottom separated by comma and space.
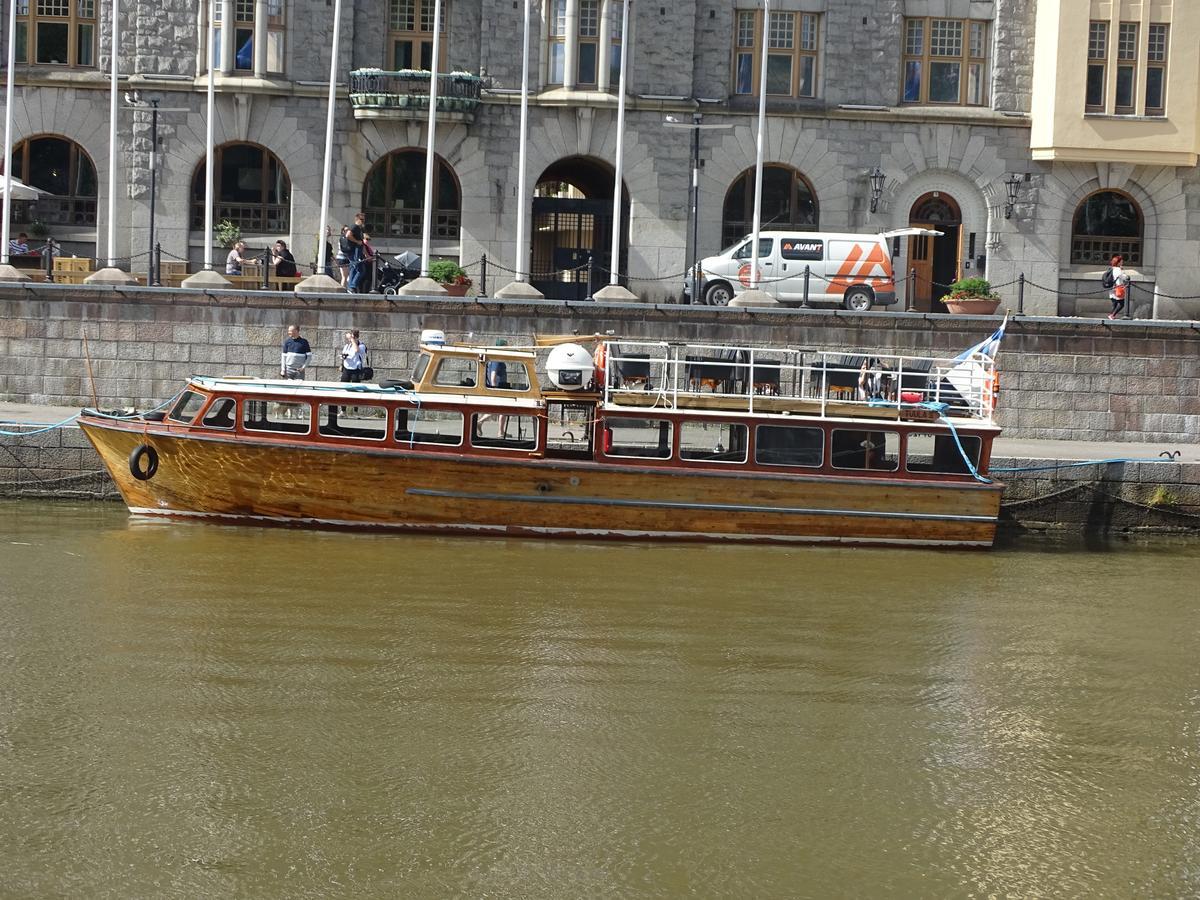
755, 425, 824, 468
433, 356, 478, 388
167, 390, 205, 423
484, 358, 531, 391
395, 408, 464, 446
318, 404, 387, 440
242, 399, 311, 435
471, 413, 538, 451
412, 352, 431, 384
680, 421, 748, 463
201, 397, 237, 429
831, 429, 899, 472
603, 417, 672, 459
907, 432, 981, 474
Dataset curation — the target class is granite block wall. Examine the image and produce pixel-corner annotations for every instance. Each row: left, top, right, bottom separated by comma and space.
1, 285, 1198, 444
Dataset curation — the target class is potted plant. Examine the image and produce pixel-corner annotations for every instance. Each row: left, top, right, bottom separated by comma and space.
428, 259, 472, 296
215, 218, 241, 248
943, 276, 1002, 315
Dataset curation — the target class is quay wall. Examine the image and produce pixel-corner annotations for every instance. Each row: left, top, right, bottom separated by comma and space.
2, 424, 1198, 533
1, 284, 1199, 443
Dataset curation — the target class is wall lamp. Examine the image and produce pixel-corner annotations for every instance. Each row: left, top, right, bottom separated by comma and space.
1004, 173, 1024, 219
868, 167, 885, 213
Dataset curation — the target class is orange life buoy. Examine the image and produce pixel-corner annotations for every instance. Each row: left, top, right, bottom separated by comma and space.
594, 342, 608, 388
985, 371, 1000, 412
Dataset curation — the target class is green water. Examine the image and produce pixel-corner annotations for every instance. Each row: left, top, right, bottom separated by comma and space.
2, 501, 1199, 898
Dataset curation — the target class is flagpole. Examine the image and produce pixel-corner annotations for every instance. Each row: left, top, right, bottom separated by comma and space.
105, 0, 119, 266
419, 0, 441, 278
749, 0, 769, 289
181, 4, 230, 286
203, 8, 217, 272
494, 0, 544, 298
591, 0, 638, 301
514, 0, 532, 282
1, 0, 17, 268
606, 0, 631, 288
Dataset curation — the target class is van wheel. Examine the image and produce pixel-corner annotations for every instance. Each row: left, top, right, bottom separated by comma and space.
703, 281, 735, 306
843, 286, 874, 312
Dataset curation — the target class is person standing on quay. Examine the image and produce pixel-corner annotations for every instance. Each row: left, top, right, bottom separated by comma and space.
340, 330, 367, 383
346, 212, 367, 292
280, 324, 312, 380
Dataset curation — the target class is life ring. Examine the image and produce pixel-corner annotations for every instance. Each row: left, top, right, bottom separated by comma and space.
985, 371, 1000, 412
129, 444, 159, 481
593, 342, 608, 387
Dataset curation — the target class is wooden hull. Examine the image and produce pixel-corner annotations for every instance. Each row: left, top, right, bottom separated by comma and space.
80, 420, 1002, 548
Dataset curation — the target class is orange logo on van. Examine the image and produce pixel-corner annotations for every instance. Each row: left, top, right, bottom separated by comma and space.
738, 263, 753, 287
829, 242, 894, 295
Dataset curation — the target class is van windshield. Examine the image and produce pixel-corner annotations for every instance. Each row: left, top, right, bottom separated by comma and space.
732, 238, 773, 260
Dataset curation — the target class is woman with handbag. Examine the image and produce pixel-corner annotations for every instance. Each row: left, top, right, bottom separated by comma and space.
1107, 254, 1130, 320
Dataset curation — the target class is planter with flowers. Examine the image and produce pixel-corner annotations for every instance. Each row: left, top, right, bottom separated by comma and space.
943, 276, 1002, 315
429, 260, 472, 296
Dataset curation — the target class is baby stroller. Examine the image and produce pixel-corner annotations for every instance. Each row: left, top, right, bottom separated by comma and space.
375, 250, 422, 294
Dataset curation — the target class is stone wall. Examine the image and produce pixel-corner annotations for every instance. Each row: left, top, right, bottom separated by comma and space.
1, 284, 1198, 443
0, 424, 119, 501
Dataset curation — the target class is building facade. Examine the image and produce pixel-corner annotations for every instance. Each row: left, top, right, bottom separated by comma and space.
2, 0, 1198, 316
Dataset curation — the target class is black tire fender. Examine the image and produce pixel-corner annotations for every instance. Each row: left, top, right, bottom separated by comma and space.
129, 444, 159, 481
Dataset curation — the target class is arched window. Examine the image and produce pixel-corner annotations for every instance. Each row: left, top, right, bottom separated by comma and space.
1071, 190, 1143, 265
722, 165, 818, 248
191, 143, 291, 234
7, 136, 97, 226
363, 150, 460, 239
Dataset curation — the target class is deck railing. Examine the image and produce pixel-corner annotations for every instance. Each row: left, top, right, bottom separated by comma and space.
601, 341, 996, 422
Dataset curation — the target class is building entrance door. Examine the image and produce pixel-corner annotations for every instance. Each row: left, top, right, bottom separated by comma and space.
530, 157, 628, 301
907, 192, 962, 312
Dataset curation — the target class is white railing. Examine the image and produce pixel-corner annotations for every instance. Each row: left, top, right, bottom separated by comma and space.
601, 341, 996, 422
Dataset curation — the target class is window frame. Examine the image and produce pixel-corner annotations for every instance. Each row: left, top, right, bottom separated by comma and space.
200, 397, 238, 429
1085, 20, 1107, 112
15, 0, 96, 68
394, 407, 465, 447
900, 16, 990, 107
362, 150, 462, 242
242, 399, 312, 435
679, 421, 749, 465
1145, 23, 1168, 116
722, 165, 819, 249
731, 9, 820, 99
754, 424, 824, 469
388, 0, 447, 71
317, 404, 389, 441
469, 413, 540, 452
1069, 189, 1143, 267
602, 417, 673, 461
831, 429, 899, 472
905, 432, 982, 475
190, 142, 291, 235
7, 136, 98, 229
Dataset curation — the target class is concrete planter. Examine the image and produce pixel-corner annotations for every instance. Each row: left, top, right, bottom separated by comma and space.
441, 282, 471, 297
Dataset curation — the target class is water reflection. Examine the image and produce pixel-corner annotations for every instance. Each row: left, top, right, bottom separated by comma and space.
1, 502, 1199, 897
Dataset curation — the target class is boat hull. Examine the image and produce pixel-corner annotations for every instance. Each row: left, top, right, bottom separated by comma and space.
80, 420, 1002, 548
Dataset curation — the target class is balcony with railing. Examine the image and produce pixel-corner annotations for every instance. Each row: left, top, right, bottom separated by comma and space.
349, 70, 483, 123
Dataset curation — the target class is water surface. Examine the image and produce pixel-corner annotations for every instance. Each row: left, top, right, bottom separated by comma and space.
2, 501, 1199, 897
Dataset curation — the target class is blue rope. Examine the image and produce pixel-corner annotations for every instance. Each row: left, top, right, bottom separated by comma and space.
934, 412, 994, 484
0, 397, 175, 437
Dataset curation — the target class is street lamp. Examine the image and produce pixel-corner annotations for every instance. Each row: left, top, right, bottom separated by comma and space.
125, 92, 186, 284
1004, 173, 1023, 219
664, 112, 731, 304
868, 166, 886, 214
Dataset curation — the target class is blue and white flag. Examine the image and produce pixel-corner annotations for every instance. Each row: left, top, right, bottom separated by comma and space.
953, 315, 1008, 363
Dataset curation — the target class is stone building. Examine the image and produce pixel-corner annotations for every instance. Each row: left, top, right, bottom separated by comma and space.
2, 0, 1198, 316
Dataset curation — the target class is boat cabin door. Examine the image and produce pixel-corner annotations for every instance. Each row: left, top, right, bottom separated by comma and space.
545, 399, 596, 460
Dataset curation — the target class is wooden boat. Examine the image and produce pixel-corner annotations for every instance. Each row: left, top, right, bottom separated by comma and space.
78, 334, 1004, 548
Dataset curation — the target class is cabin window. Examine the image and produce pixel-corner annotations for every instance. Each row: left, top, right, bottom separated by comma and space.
412, 353, 431, 384
832, 429, 898, 471
680, 421, 748, 463
471, 413, 538, 450
433, 356, 478, 388
243, 399, 311, 434
484, 358, 532, 391
906, 432, 980, 474
168, 391, 206, 423
395, 408, 464, 445
603, 417, 672, 459
318, 404, 388, 440
755, 425, 823, 467
201, 397, 237, 429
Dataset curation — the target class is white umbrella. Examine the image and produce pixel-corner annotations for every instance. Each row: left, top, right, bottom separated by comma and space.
0, 177, 47, 201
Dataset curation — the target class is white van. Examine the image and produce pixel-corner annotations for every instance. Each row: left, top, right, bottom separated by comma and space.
693, 228, 941, 310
